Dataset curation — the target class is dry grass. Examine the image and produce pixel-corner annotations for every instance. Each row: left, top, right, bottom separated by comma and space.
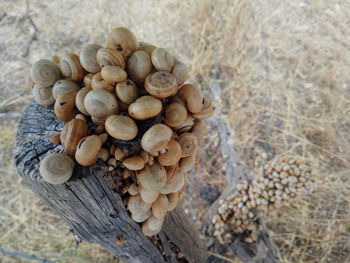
1, 0, 350, 262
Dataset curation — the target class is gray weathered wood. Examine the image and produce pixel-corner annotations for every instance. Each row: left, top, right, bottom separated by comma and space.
201, 117, 280, 263
198, 75, 280, 263
14, 100, 207, 263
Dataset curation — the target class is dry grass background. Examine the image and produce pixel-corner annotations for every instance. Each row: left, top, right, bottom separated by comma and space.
1, 0, 350, 262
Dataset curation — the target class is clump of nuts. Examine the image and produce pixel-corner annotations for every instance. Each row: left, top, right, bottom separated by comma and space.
212, 155, 317, 244
33, 27, 215, 237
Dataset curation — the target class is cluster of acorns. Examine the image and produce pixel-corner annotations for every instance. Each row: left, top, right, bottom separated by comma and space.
212, 155, 317, 244
31, 27, 215, 237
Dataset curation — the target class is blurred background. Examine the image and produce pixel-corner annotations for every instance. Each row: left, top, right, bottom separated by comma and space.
1, 0, 350, 262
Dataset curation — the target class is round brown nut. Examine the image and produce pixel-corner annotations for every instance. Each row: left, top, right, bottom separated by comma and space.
128, 96, 162, 120
144, 71, 177, 99
75, 135, 102, 166
105, 115, 138, 140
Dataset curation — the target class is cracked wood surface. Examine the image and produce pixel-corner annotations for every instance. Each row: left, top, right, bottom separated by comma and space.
13, 100, 206, 263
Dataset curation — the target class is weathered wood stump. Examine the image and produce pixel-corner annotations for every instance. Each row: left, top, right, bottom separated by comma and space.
14, 99, 280, 263
14, 100, 206, 263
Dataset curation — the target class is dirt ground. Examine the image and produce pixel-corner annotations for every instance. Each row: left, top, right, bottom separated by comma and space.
1, 0, 350, 262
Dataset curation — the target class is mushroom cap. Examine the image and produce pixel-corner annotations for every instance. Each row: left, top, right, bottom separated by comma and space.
127, 194, 151, 215
105, 115, 138, 140
84, 89, 119, 118
60, 119, 88, 157
157, 139, 182, 166
75, 135, 102, 166
126, 50, 153, 85
167, 192, 180, 211
139, 185, 159, 204
137, 162, 167, 192
151, 48, 174, 72
101, 65, 127, 83
40, 153, 75, 185
122, 155, 145, 170
159, 171, 185, 194
151, 194, 169, 219
116, 80, 139, 104
141, 124, 173, 153
52, 79, 80, 100
177, 84, 204, 113
75, 87, 92, 115
164, 103, 188, 127
128, 96, 162, 120
144, 71, 177, 99
31, 59, 60, 87
79, 44, 102, 73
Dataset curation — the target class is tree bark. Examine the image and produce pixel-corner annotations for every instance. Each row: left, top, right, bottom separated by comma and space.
13, 100, 207, 263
